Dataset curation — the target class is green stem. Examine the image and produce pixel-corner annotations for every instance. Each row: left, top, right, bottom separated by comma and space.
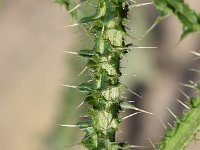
157, 96, 200, 150
77, 1, 129, 149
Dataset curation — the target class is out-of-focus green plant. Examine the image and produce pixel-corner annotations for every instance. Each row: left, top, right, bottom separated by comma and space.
153, 0, 200, 39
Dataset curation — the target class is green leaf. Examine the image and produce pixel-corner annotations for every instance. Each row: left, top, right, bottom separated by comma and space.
153, 0, 200, 40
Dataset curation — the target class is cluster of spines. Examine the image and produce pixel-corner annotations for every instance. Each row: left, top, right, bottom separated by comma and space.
157, 85, 200, 150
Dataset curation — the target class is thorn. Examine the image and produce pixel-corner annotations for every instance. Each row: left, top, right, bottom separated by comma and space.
142, 22, 157, 37
122, 73, 137, 77
157, 116, 167, 130
147, 137, 155, 149
193, 57, 200, 60
124, 26, 134, 32
87, 79, 92, 82
134, 46, 158, 49
130, 106, 153, 115
167, 122, 173, 128
189, 50, 200, 60
64, 51, 78, 55
76, 101, 84, 109
123, 18, 131, 23
167, 107, 177, 119
122, 101, 166, 129
134, 2, 153, 7
122, 112, 142, 120
190, 51, 200, 57
115, 46, 158, 50
58, 124, 77, 128
146, 113, 166, 130
68, 4, 81, 14
80, 114, 88, 118
188, 80, 197, 87
188, 68, 200, 73
188, 80, 200, 92
141, 15, 169, 38
177, 99, 189, 109
62, 84, 78, 89
122, 84, 142, 99
78, 67, 88, 76
179, 89, 190, 99
121, 96, 128, 99
126, 88, 142, 98
179, 82, 195, 89
101, 26, 105, 34
123, 102, 166, 130
65, 23, 79, 28
89, 26, 94, 31
127, 145, 151, 148
127, 105, 167, 129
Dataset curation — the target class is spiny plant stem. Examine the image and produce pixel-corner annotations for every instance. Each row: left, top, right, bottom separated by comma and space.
157, 95, 200, 150
77, 0, 129, 149
57, 0, 132, 149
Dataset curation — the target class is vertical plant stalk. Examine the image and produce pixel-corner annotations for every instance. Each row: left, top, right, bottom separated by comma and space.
57, 0, 133, 149
77, 1, 129, 149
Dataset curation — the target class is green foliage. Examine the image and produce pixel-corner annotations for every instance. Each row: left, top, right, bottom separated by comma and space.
153, 0, 200, 39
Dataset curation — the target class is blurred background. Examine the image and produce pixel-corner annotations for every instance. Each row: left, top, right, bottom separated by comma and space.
0, 0, 200, 150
